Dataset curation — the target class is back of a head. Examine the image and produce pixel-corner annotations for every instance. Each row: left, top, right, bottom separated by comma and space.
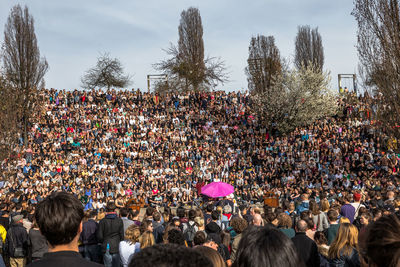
153, 211, 161, 222
194, 245, 226, 267
167, 229, 185, 245
188, 209, 196, 221
233, 225, 305, 267
106, 201, 116, 212
327, 209, 338, 222
35, 191, 84, 247
120, 207, 129, 217
296, 220, 308, 233
363, 214, 400, 267
211, 210, 219, 220
129, 243, 212, 267
206, 204, 214, 213
328, 223, 358, 259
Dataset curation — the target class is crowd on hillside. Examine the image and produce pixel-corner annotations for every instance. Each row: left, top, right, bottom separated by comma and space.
0, 88, 399, 266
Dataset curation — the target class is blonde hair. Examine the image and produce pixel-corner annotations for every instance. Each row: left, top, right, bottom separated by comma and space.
194, 217, 204, 228
328, 223, 358, 259
125, 224, 140, 244
320, 199, 330, 212
139, 231, 155, 249
339, 217, 350, 224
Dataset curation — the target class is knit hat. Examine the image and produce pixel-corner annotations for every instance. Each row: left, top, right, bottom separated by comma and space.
354, 193, 361, 202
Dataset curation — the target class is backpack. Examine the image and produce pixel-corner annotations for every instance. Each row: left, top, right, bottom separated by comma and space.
183, 222, 196, 242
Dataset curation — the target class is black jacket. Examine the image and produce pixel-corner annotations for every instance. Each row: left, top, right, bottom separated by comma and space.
28, 229, 48, 259
26, 251, 102, 267
291, 232, 320, 267
96, 213, 123, 254
5, 223, 29, 258
152, 221, 164, 244
81, 219, 98, 245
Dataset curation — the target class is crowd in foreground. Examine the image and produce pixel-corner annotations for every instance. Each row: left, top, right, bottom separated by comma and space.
0, 88, 399, 266
0, 191, 399, 267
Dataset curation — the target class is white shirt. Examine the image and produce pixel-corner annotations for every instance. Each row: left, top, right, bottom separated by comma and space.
119, 241, 140, 267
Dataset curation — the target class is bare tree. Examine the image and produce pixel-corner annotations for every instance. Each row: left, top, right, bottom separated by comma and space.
2, 4, 48, 146
81, 53, 131, 90
294, 25, 324, 71
154, 7, 227, 92
352, 0, 400, 139
246, 35, 282, 95
0, 74, 18, 162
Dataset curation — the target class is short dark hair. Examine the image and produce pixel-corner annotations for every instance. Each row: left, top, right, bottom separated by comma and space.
153, 212, 161, 222
233, 225, 305, 267
188, 209, 196, 220
327, 209, 338, 222
35, 192, 84, 246
211, 210, 219, 220
120, 208, 129, 217
206, 204, 214, 212
167, 229, 185, 245
146, 206, 154, 217
193, 231, 207, 246
106, 202, 116, 212
129, 243, 212, 267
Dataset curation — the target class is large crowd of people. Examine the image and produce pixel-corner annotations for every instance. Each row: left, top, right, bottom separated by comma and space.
0, 88, 399, 267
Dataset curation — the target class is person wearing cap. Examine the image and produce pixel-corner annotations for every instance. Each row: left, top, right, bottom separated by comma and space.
5, 214, 28, 267
351, 192, 365, 220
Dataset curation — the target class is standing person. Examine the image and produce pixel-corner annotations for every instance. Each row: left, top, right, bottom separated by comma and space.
327, 223, 360, 267
28, 221, 48, 261
340, 195, 356, 224
5, 215, 29, 267
119, 225, 140, 267
97, 202, 124, 267
309, 200, 329, 231
291, 220, 320, 267
80, 211, 101, 263
325, 210, 340, 245
152, 212, 164, 244
26, 192, 102, 267
350, 192, 365, 221
119, 208, 134, 236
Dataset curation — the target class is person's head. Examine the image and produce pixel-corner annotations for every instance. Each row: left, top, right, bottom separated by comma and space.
129, 244, 212, 267
125, 224, 140, 244
206, 204, 214, 213
230, 217, 248, 234
194, 217, 205, 229
360, 213, 371, 226
320, 199, 330, 212
193, 231, 207, 246
339, 217, 350, 224
233, 225, 305, 267
211, 210, 219, 221
188, 209, 196, 221
252, 213, 264, 226
120, 207, 129, 218
277, 213, 292, 229
194, 246, 226, 267
106, 201, 116, 212
35, 192, 84, 247
361, 214, 400, 267
153, 211, 162, 223
328, 223, 358, 259
353, 192, 361, 203
146, 206, 154, 217
167, 229, 185, 245
141, 220, 154, 234
139, 231, 155, 249
309, 200, 320, 215
314, 231, 328, 246
295, 220, 308, 233
327, 209, 338, 223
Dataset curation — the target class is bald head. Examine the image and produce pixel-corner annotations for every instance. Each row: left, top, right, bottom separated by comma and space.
296, 220, 308, 233
253, 214, 263, 226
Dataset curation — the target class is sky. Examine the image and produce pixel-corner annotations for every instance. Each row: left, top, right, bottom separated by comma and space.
0, 0, 359, 92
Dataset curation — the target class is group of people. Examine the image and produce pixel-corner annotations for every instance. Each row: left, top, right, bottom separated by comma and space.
0, 88, 399, 266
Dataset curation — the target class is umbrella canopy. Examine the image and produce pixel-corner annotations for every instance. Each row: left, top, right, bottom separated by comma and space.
201, 182, 234, 198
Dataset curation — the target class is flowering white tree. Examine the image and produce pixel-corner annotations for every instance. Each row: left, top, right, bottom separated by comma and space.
252, 65, 338, 133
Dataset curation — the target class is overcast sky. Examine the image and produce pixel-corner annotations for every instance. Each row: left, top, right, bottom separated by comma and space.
0, 0, 358, 92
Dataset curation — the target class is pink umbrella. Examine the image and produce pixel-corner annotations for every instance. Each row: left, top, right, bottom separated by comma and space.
201, 182, 234, 198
